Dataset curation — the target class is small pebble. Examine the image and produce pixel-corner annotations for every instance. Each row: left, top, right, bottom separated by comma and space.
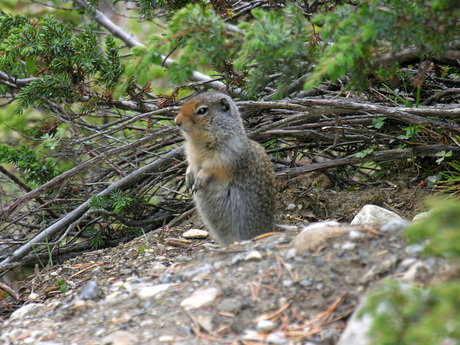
28, 292, 39, 300
314, 257, 323, 267
348, 230, 363, 241
159, 335, 175, 342
256, 320, 277, 333
217, 298, 243, 313
285, 247, 297, 260
282, 279, 293, 287
299, 279, 312, 287
402, 261, 431, 282
180, 287, 222, 310
182, 229, 209, 239
266, 331, 288, 344
287, 204, 296, 211
137, 284, 172, 299
405, 243, 424, 256
341, 241, 356, 250
245, 250, 262, 261
400, 257, 417, 268
80, 280, 100, 300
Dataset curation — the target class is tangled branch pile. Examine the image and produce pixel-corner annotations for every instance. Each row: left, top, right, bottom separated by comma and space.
0, 0, 459, 272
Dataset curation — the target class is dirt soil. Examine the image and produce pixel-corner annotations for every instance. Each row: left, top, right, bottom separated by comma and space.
0, 172, 444, 345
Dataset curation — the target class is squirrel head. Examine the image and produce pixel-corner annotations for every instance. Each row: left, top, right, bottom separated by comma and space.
174, 92, 246, 143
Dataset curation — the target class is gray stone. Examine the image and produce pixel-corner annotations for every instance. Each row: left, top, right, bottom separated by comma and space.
217, 298, 243, 313
10, 303, 44, 320
405, 243, 424, 256
80, 280, 100, 300
351, 204, 402, 226
299, 279, 312, 287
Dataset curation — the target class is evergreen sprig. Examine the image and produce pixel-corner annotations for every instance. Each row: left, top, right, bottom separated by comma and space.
235, 5, 314, 99
361, 199, 460, 344
149, 4, 316, 97
0, 13, 123, 114
306, 0, 460, 89
90, 190, 134, 214
0, 143, 59, 185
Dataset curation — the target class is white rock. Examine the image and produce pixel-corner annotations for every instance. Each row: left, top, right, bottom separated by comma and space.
245, 250, 262, 261
402, 261, 431, 282
241, 330, 265, 342
28, 292, 39, 300
180, 287, 222, 310
351, 204, 402, 226
400, 257, 417, 268
159, 335, 175, 342
341, 241, 356, 250
137, 284, 172, 299
10, 303, 44, 320
349, 230, 363, 241
256, 320, 277, 333
183, 229, 209, 239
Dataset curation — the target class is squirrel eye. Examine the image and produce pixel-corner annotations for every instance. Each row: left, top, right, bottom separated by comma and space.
197, 107, 208, 115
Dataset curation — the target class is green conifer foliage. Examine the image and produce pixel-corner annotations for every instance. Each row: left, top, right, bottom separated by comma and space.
0, 14, 122, 114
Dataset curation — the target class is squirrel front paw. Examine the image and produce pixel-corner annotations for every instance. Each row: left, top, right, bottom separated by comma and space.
185, 167, 195, 193
186, 168, 212, 194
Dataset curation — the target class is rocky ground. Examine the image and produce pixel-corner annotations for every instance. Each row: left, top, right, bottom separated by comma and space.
0, 172, 447, 345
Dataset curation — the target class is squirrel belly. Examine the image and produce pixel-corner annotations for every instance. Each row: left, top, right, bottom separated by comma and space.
175, 92, 276, 244
191, 140, 275, 244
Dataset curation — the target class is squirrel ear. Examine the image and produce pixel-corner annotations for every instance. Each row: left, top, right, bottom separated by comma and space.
220, 98, 230, 112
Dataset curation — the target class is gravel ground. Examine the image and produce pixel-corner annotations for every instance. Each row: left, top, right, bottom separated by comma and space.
0, 176, 442, 345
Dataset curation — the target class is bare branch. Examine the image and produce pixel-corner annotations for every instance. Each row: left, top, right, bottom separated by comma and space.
0, 146, 183, 268
277, 145, 460, 179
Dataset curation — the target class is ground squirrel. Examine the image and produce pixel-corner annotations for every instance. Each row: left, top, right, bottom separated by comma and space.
174, 92, 276, 244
